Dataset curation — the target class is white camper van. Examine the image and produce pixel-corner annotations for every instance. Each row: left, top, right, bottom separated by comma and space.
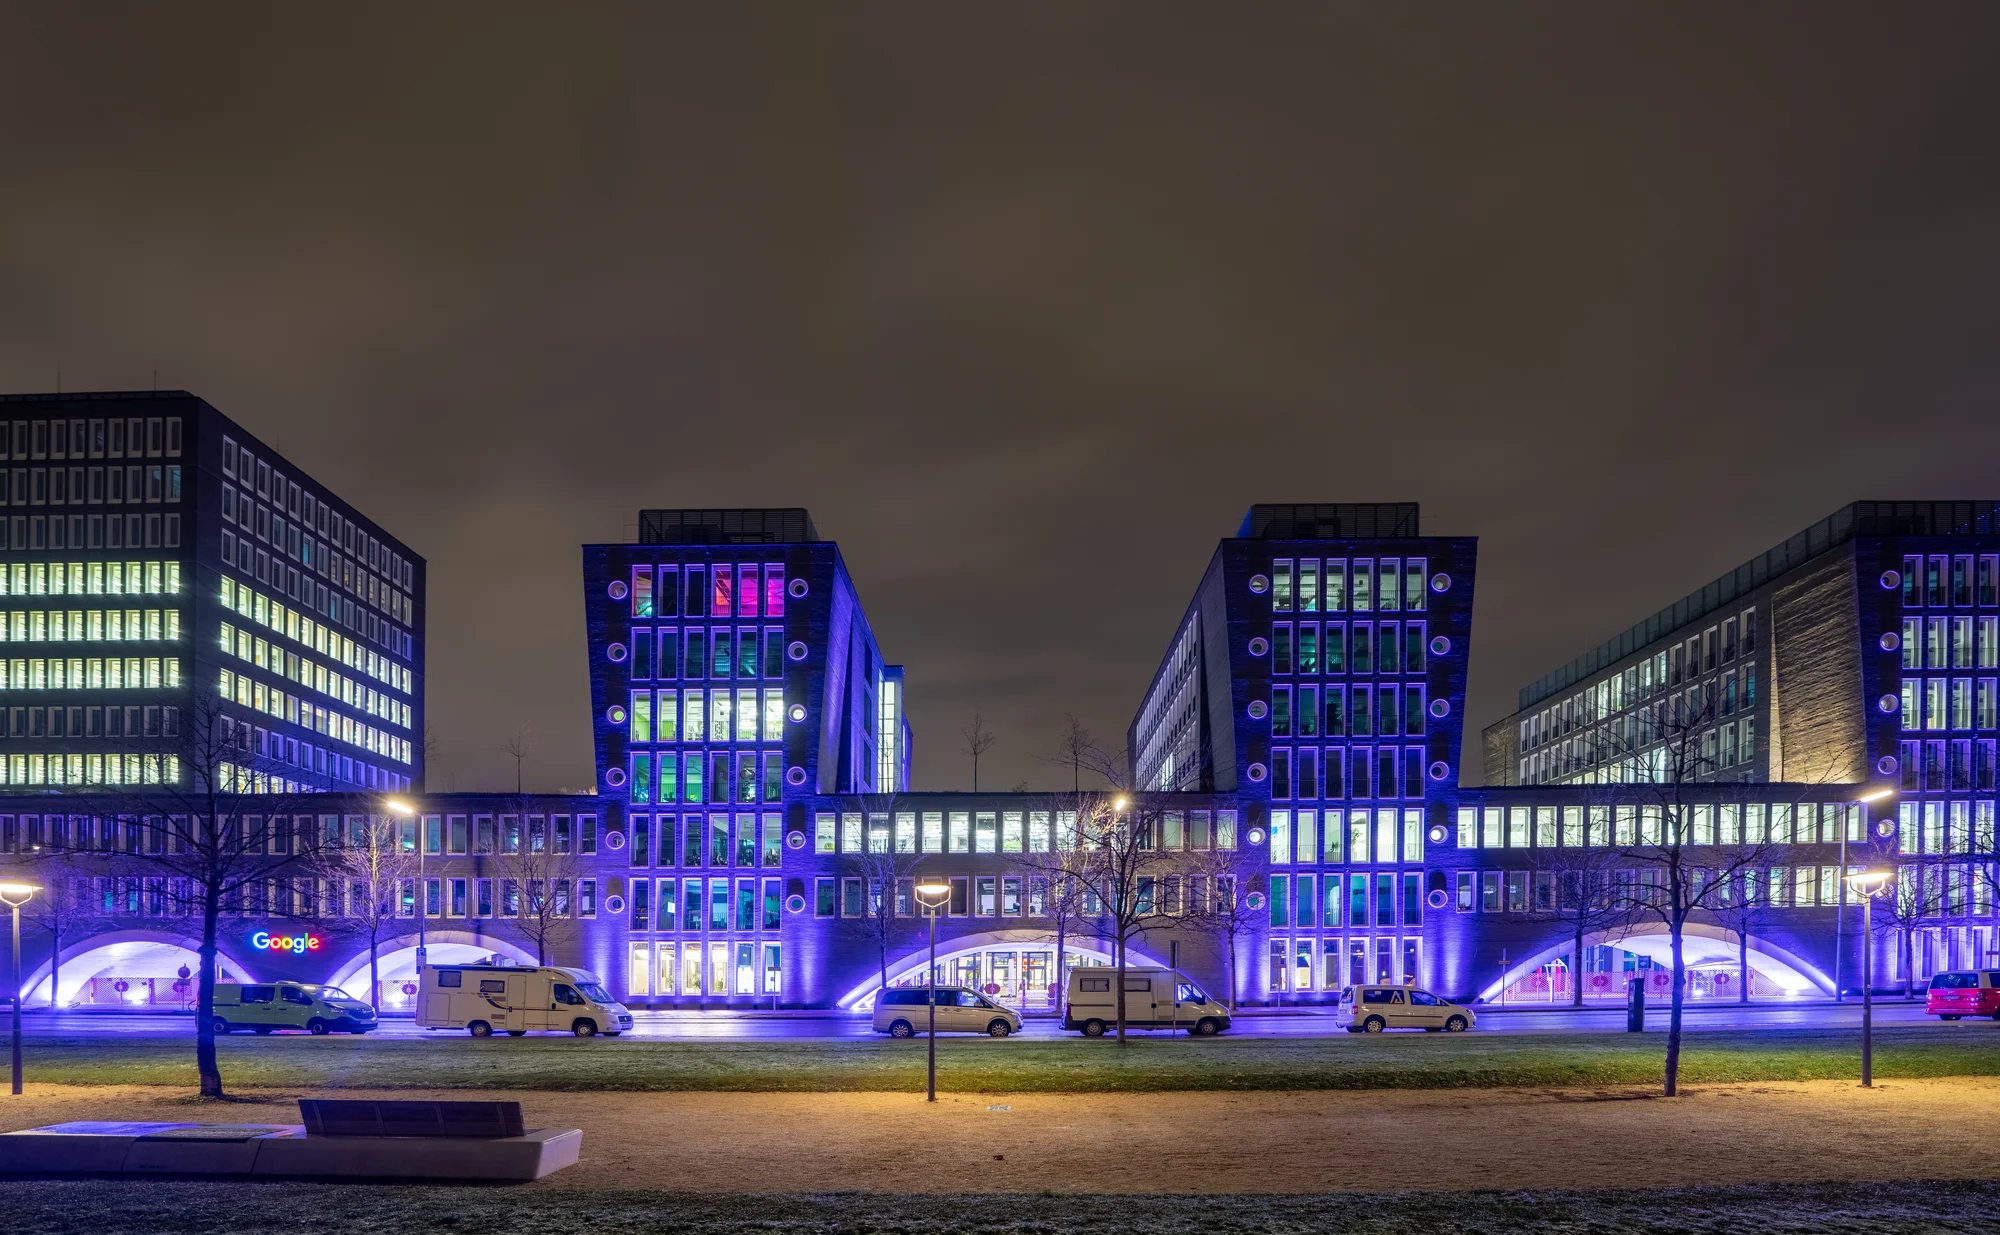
1063, 967, 1230, 1036
416, 963, 633, 1038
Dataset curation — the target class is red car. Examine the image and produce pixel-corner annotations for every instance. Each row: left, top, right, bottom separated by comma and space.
1926, 970, 2000, 1020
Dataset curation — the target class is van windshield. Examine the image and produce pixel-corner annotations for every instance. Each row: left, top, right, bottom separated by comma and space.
576, 983, 613, 1003
299, 985, 354, 1001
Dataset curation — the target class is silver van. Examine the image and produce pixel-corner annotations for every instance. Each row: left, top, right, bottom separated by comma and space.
872, 986, 1021, 1037
1335, 983, 1475, 1032
1064, 967, 1230, 1036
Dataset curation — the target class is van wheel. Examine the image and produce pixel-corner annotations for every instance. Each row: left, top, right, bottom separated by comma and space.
507, 1029, 527, 1037
307, 1018, 329, 1036
1081, 1019, 1107, 1037
1362, 1016, 1386, 1033
468, 1021, 493, 1038
572, 1019, 598, 1037
1194, 1017, 1222, 1036
888, 1019, 915, 1038
1445, 1015, 1469, 1032
1940, 1014, 1962, 1022
987, 1019, 1012, 1037
212, 1018, 231, 1035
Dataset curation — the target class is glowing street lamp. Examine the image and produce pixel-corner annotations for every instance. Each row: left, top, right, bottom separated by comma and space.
385, 798, 423, 973
0, 879, 43, 1097
914, 880, 952, 1103
1845, 865, 1894, 1088
1836, 787, 1897, 1004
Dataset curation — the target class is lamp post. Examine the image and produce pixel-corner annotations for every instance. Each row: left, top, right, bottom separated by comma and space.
914, 881, 952, 1103
386, 799, 422, 974
1839, 788, 1897, 1005
0, 879, 42, 1097
1845, 865, 1893, 1088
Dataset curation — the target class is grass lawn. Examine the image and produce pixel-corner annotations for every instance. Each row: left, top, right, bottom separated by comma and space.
3, 1180, 1997, 1234
18, 1022, 2000, 1093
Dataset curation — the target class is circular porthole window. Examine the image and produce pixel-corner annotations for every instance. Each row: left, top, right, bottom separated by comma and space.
1247, 700, 1268, 720
1247, 637, 1269, 657
786, 894, 807, 914
604, 767, 627, 788
1880, 570, 1901, 590
607, 580, 628, 601
606, 642, 627, 663
786, 831, 806, 850
1876, 755, 1899, 776
786, 766, 807, 786
1877, 693, 1900, 714
606, 830, 627, 852
1426, 888, 1450, 909
1246, 762, 1267, 782
1428, 760, 1450, 781
1431, 573, 1451, 593
1430, 635, 1450, 655
604, 895, 626, 915
1246, 827, 1266, 846
788, 578, 809, 599
1248, 574, 1270, 595
787, 641, 809, 661
1429, 698, 1450, 718
788, 704, 808, 722
1427, 824, 1449, 844
1879, 632, 1900, 652
1245, 892, 1266, 911
607, 705, 627, 726
1876, 819, 1897, 838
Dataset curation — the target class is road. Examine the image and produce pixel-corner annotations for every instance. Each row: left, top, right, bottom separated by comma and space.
10, 998, 1961, 1040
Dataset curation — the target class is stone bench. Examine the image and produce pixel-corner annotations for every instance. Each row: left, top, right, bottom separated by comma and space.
0, 1101, 579, 1181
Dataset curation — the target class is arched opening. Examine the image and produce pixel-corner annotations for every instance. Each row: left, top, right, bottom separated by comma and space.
23, 932, 257, 1008
1481, 925, 1829, 1004
326, 932, 538, 1010
835, 930, 1173, 1012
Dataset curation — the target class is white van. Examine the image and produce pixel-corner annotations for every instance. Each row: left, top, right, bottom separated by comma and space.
416, 964, 633, 1038
872, 986, 1022, 1037
1334, 984, 1476, 1032
1063, 967, 1230, 1036
213, 982, 378, 1035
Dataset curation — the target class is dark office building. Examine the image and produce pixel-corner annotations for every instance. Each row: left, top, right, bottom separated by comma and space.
0, 391, 425, 796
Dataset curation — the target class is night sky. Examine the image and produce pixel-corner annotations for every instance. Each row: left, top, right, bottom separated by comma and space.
4, 6, 1998, 794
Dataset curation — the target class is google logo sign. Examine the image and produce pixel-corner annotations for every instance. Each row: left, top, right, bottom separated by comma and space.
249, 930, 323, 955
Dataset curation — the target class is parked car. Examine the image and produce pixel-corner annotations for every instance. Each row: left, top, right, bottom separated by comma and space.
1335, 984, 1475, 1033
417, 963, 632, 1037
872, 986, 1021, 1037
1063, 967, 1230, 1036
1926, 970, 2000, 1020
213, 982, 377, 1035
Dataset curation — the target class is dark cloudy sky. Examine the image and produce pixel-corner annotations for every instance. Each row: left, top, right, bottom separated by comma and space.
5, 4, 1998, 793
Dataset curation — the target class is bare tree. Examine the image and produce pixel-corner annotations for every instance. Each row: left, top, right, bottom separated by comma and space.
113, 694, 326, 1098
1522, 812, 1636, 1007
1062, 793, 1199, 1042
1019, 802, 1094, 1015
840, 797, 923, 993
18, 851, 111, 1008
1872, 861, 1949, 997
960, 713, 996, 792
499, 724, 535, 795
1045, 713, 1098, 795
489, 803, 586, 965
307, 811, 416, 1012
1183, 847, 1260, 1012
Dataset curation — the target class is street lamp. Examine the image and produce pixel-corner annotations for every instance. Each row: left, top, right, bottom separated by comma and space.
0, 879, 42, 1097
386, 799, 422, 975
1838, 788, 1898, 1005
1844, 865, 1893, 1088
914, 880, 952, 1103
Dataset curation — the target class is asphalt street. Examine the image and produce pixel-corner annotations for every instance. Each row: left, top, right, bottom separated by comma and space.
10, 998, 1960, 1040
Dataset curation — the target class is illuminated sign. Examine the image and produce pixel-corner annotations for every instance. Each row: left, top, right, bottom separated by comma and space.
249, 930, 323, 955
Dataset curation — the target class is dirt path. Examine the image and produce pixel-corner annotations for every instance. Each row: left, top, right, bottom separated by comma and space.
6, 1079, 1998, 1193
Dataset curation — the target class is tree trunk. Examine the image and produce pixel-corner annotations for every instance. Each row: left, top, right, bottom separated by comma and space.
1226, 929, 1239, 1013
1737, 921, 1750, 1004
368, 936, 381, 1015
196, 891, 224, 1099
1570, 918, 1585, 1008
1663, 920, 1687, 1098
878, 934, 888, 994
1901, 929, 1914, 998
1114, 934, 1127, 1044
1054, 918, 1066, 1017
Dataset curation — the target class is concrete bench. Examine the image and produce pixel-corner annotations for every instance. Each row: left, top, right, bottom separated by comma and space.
0, 1101, 579, 1181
